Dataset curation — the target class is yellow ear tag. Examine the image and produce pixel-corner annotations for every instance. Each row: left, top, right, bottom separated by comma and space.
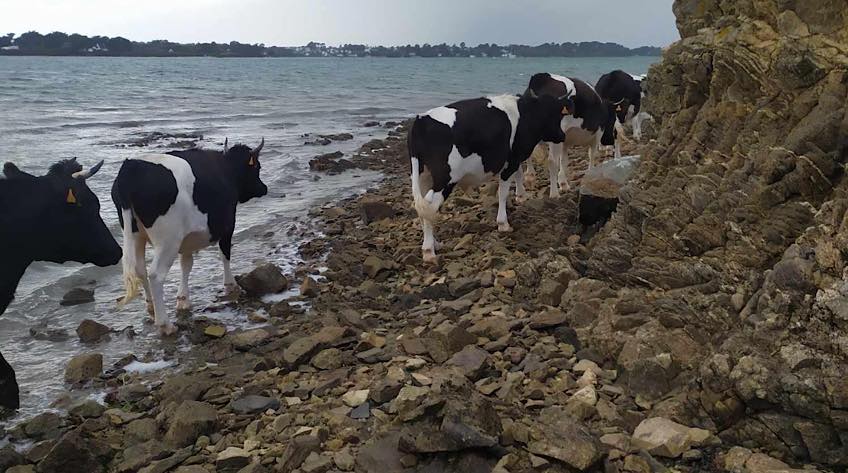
66, 188, 77, 204
562, 106, 571, 116
248, 156, 256, 166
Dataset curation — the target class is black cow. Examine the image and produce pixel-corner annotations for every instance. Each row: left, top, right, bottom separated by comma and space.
596, 70, 652, 142
0, 158, 121, 412
408, 93, 573, 263
112, 139, 267, 335
523, 73, 619, 197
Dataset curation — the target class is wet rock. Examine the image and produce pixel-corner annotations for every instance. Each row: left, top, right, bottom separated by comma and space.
21, 412, 62, 439
204, 325, 227, 338
527, 407, 602, 471
68, 399, 106, 420
38, 429, 112, 473
300, 276, 320, 297
0, 445, 25, 472
360, 200, 396, 224
76, 319, 111, 343
230, 395, 280, 415
309, 151, 355, 174
237, 263, 289, 296
164, 400, 217, 447
64, 353, 103, 384
631, 417, 711, 459
28, 323, 70, 342
60, 287, 95, 306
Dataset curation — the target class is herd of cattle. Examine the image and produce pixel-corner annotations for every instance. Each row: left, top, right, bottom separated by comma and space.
0, 69, 648, 411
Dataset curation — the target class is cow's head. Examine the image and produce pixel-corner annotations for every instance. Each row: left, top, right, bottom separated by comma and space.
538, 94, 575, 144
224, 138, 268, 203
612, 98, 631, 124
3, 158, 122, 267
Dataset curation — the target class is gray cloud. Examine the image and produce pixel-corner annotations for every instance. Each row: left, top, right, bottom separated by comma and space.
1, 0, 679, 48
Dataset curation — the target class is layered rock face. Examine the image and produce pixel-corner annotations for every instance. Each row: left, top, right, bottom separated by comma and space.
573, 0, 848, 466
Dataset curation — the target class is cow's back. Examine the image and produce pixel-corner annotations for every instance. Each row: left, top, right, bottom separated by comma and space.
112, 154, 197, 231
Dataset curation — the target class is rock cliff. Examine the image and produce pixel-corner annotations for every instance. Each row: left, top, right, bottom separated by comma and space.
578, 0, 848, 466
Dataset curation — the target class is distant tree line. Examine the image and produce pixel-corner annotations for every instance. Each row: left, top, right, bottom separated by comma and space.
0, 32, 662, 58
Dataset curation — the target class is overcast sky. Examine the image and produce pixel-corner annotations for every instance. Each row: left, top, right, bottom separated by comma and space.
1, 0, 678, 48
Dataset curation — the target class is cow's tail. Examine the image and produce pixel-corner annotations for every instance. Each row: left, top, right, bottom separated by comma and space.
117, 207, 142, 307
408, 118, 439, 222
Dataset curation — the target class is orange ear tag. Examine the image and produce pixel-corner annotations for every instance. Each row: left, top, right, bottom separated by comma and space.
66, 188, 77, 204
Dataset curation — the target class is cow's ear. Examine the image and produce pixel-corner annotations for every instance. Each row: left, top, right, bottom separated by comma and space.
3, 162, 36, 180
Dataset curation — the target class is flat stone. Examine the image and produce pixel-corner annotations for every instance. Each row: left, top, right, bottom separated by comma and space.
631, 417, 711, 459
529, 309, 568, 329
230, 328, 271, 351
342, 389, 370, 407
230, 395, 280, 415
61, 287, 95, 306
204, 325, 226, 338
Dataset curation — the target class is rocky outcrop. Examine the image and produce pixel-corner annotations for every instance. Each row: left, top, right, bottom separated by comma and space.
570, 0, 848, 468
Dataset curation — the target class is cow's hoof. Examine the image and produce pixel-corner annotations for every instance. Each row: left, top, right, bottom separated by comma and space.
422, 250, 438, 265
158, 323, 178, 337
176, 296, 191, 311
223, 284, 242, 299
498, 223, 513, 233
549, 189, 560, 199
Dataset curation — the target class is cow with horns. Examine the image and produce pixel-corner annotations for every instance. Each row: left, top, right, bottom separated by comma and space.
112, 138, 268, 335
0, 158, 121, 411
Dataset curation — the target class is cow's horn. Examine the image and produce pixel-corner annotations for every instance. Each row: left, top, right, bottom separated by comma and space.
253, 137, 265, 154
73, 160, 104, 180
223, 138, 229, 152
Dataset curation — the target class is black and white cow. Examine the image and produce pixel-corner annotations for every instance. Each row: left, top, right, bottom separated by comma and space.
524, 73, 619, 197
112, 139, 267, 335
409, 93, 573, 263
0, 158, 121, 411
595, 70, 653, 142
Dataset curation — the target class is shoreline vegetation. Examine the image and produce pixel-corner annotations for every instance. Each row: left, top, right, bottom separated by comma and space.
0, 31, 662, 58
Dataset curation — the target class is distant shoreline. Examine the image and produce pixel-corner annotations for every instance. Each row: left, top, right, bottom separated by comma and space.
0, 54, 661, 59
0, 32, 662, 58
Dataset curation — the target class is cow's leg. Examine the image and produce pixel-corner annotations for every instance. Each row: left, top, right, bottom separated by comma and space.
614, 139, 623, 160
147, 243, 179, 336
515, 163, 528, 204
632, 116, 643, 141
176, 252, 194, 311
133, 234, 154, 315
219, 236, 240, 297
498, 164, 520, 232
523, 160, 537, 188
556, 144, 570, 192
0, 350, 20, 411
547, 142, 563, 197
418, 188, 448, 264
